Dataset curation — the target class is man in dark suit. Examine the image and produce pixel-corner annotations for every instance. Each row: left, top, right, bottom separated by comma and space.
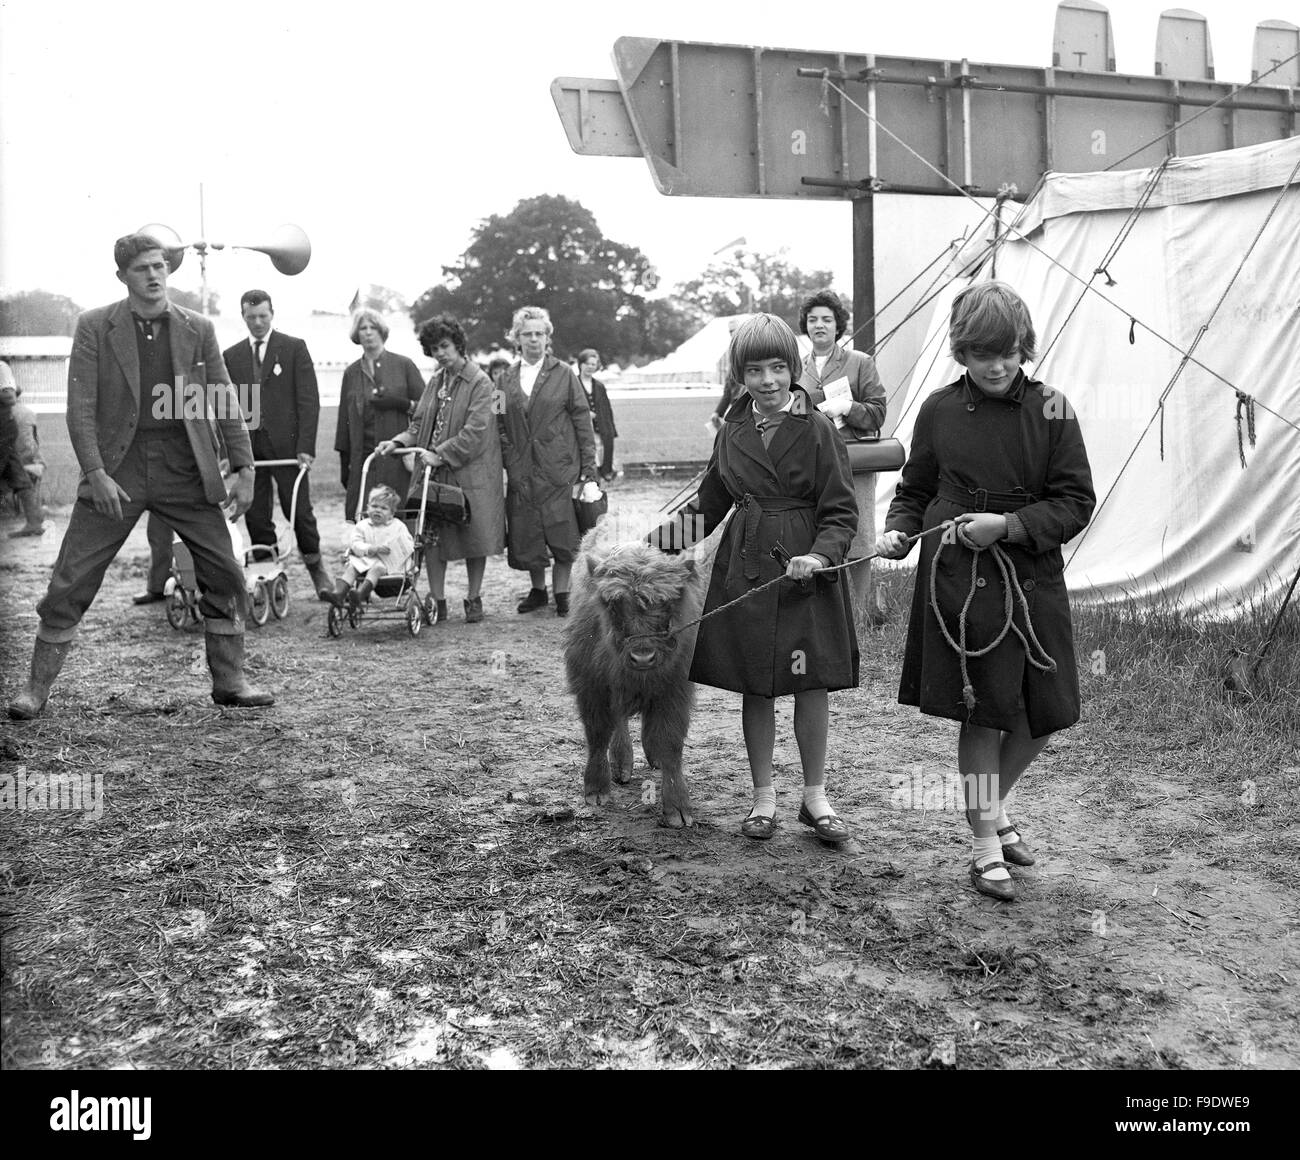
223, 289, 332, 598
7, 233, 273, 719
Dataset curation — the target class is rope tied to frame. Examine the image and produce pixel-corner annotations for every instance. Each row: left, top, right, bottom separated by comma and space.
1235, 390, 1257, 469
927, 533, 1058, 714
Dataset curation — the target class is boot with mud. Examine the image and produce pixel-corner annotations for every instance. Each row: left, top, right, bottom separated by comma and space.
304, 553, 334, 602
206, 633, 274, 708
7, 638, 72, 720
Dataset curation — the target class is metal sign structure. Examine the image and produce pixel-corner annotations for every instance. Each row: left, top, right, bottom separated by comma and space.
552, 3, 1298, 347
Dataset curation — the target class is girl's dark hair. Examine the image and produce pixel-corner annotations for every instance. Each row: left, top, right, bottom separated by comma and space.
798, 289, 849, 340
949, 281, 1037, 362
728, 313, 801, 386
418, 314, 467, 358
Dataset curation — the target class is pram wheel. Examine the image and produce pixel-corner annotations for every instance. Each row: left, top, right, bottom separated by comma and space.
406, 599, 424, 636
249, 578, 271, 627
165, 589, 188, 630
326, 603, 344, 638
423, 595, 437, 625
270, 574, 290, 619
347, 601, 360, 629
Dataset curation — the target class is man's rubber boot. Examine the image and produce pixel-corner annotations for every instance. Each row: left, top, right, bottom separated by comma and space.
7, 638, 72, 720
305, 553, 334, 601
206, 633, 274, 708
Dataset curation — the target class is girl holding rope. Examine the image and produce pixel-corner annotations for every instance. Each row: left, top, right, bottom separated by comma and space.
875, 282, 1094, 901
652, 314, 860, 843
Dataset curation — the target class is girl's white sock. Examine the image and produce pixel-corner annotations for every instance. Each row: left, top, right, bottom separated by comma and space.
972, 834, 1011, 880
802, 784, 836, 817
995, 807, 1019, 844
750, 785, 777, 819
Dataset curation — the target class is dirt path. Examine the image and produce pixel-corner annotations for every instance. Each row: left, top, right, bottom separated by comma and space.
1, 478, 1296, 1070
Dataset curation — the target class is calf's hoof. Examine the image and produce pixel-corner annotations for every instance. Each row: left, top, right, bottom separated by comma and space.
584, 788, 612, 807
660, 806, 694, 828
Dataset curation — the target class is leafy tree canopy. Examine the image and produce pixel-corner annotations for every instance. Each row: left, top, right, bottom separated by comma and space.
0, 290, 83, 336
411, 195, 683, 363
674, 247, 847, 332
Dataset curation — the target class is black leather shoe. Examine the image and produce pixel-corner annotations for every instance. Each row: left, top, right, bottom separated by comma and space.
555, 592, 570, 617
516, 588, 548, 613
998, 823, 1036, 867
970, 859, 1016, 901
133, 592, 166, 605
464, 597, 484, 623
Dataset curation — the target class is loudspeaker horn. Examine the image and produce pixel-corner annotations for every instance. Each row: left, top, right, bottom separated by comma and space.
233, 223, 312, 276
136, 222, 188, 273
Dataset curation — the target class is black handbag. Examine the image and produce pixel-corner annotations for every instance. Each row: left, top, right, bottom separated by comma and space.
843, 430, 905, 474
574, 485, 608, 533
409, 465, 471, 526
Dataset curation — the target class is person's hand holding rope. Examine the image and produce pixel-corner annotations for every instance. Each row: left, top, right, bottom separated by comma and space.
953, 512, 1007, 550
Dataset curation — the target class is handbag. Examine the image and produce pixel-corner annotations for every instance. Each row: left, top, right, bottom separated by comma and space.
842, 430, 905, 474
574, 484, 608, 534
411, 465, 471, 526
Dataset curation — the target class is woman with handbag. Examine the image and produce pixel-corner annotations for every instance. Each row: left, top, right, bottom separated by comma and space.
797, 290, 890, 619
375, 315, 505, 624
335, 309, 425, 522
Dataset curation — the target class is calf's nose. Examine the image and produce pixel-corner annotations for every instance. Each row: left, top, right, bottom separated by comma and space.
628, 645, 659, 668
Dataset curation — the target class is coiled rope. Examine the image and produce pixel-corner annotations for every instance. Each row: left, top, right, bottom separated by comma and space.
928, 534, 1058, 713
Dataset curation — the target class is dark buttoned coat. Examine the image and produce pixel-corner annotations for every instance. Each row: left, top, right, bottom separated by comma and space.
884, 372, 1095, 736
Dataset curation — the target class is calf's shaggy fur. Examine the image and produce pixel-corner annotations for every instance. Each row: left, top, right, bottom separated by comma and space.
563, 535, 706, 826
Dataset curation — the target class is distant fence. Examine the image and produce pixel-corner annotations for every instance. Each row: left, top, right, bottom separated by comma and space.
22, 360, 723, 505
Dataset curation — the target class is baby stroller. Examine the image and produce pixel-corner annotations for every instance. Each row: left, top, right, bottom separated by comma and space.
326, 452, 435, 638
165, 459, 308, 630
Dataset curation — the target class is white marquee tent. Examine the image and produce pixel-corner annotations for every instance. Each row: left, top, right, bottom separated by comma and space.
876, 135, 1300, 615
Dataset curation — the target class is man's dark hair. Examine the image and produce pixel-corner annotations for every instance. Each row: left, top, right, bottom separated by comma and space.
241, 289, 273, 312
114, 233, 168, 272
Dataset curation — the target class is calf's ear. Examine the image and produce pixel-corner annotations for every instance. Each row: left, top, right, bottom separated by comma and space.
586, 555, 598, 576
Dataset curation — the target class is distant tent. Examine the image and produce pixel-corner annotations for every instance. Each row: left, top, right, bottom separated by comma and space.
622, 314, 818, 386
878, 135, 1300, 614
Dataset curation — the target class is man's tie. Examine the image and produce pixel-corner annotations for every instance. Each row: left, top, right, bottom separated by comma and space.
252, 338, 264, 381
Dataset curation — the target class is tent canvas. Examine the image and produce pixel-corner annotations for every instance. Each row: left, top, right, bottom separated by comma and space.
876, 135, 1300, 616
622, 313, 817, 386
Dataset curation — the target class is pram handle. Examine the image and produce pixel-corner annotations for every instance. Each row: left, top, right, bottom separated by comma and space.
250, 458, 309, 469
354, 452, 432, 537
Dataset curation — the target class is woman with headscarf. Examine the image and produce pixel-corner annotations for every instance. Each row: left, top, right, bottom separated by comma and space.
334, 308, 425, 521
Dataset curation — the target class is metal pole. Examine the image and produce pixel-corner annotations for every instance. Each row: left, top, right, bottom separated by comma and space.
852, 195, 875, 353
199, 183, 209, 315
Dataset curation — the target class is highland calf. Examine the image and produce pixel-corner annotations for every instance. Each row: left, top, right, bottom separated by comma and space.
563, 536, 706, 826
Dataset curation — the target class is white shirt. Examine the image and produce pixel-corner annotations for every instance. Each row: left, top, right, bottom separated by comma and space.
519, 358, 543, 398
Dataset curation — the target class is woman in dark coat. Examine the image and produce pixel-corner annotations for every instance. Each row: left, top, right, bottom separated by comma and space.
497, 306, 597, 617
377, 315, 505, 624
877, 281, 1094, 901
577, 348, 618, 481
334, 309, 425, 521
658, 314, 859, 843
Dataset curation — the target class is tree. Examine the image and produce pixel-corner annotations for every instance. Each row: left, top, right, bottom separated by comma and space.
410, 195, 667, 363
0, 290, 83, 336
167, 286, 219, 315
674, 248, 847, 330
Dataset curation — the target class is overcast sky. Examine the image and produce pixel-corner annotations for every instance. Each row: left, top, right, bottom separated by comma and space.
0, 0, 1276, 322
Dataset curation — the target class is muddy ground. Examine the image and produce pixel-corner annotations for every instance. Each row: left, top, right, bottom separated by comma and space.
1, 475, 1297, 1074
